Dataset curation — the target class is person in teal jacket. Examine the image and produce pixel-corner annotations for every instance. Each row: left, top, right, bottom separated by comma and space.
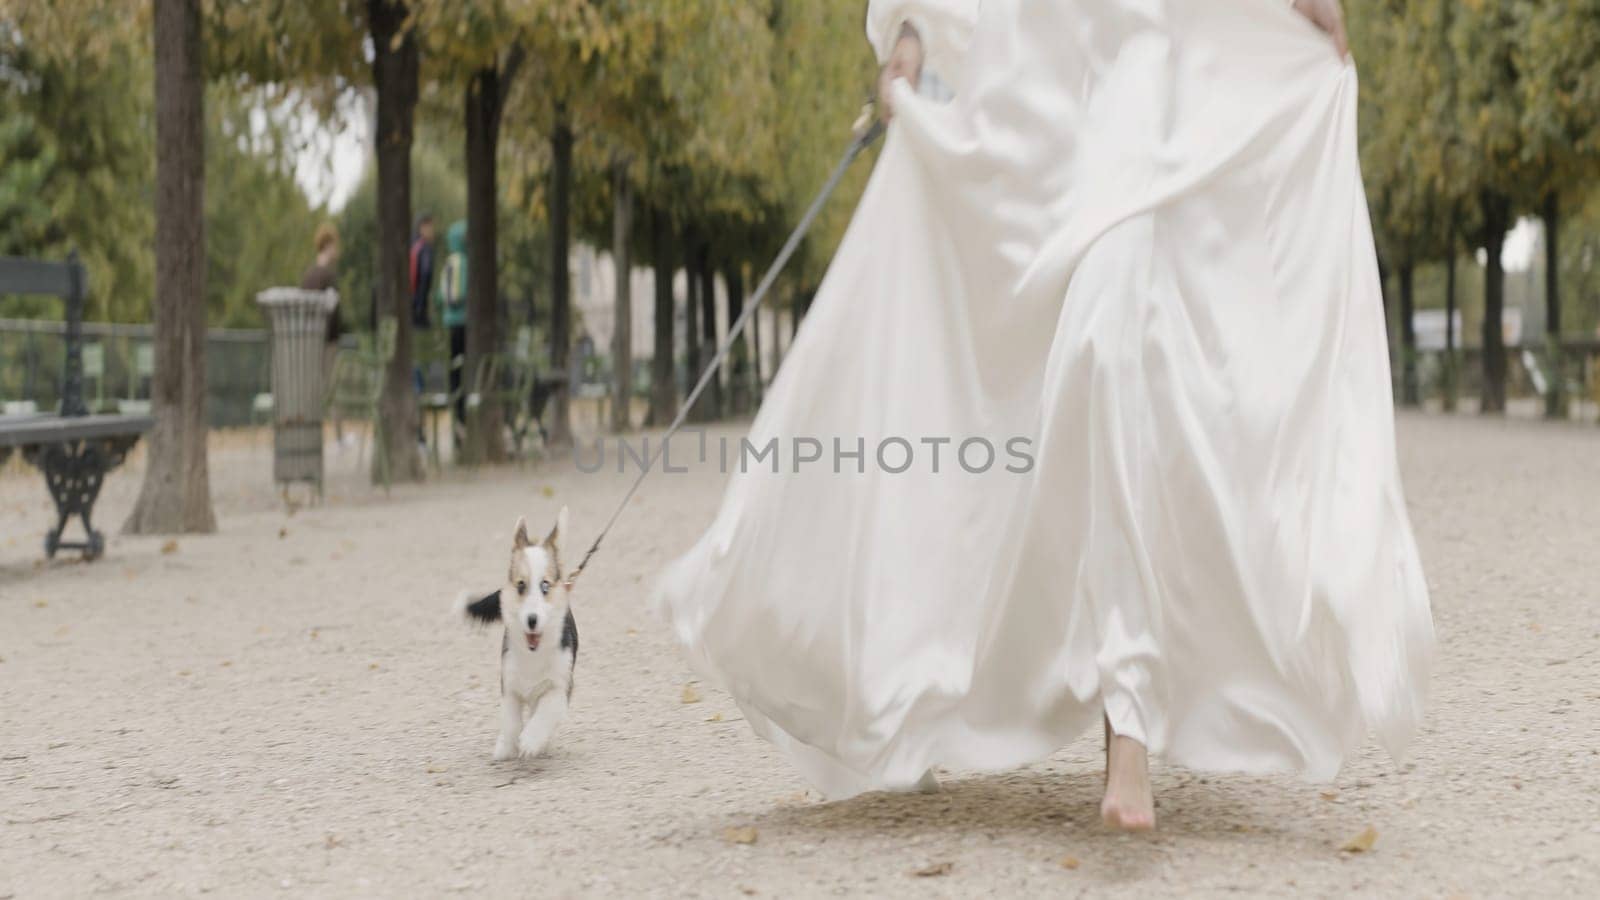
436, 220, 469, 426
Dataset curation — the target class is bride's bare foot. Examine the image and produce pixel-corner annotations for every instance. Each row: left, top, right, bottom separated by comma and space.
1101, 728, 1155, 831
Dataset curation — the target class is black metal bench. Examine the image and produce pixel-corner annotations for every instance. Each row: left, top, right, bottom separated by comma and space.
0, 254, 153, 560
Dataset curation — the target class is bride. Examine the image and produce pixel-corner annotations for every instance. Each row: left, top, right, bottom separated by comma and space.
654, 0, 1432, 831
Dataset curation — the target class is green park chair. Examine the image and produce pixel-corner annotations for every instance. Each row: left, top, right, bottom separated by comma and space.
457, 327, 550, 465
501, 326, 547, 461
406, 326, 457, 470
330, 317, 397, 491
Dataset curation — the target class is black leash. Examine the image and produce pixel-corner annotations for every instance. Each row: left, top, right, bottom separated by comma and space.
565, 116, 887, 588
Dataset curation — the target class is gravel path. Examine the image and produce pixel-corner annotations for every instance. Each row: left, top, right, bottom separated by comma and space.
1, 414, 1596, 898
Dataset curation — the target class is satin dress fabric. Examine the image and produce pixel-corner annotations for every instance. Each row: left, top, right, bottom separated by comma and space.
653, 0, 1434, 799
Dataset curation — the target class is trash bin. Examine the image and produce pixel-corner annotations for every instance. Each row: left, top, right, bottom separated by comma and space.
256, 287, 337, 491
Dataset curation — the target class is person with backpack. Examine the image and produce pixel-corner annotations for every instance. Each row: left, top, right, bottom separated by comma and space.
437, 220, 469, 428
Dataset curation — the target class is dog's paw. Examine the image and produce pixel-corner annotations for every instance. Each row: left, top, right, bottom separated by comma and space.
517, 733, 552, 759
493, 737, 518, 761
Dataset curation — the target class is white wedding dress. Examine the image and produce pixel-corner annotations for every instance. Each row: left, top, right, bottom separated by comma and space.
654, 0, 1433, 799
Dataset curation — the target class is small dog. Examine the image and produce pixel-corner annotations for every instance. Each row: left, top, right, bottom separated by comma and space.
456, 508, 578, 760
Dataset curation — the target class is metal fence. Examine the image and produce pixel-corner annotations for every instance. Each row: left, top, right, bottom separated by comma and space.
0, 318, 270, 427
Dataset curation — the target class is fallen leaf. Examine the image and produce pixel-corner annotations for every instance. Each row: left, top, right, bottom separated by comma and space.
1319, 791, 1339, 801
723, 826, 758, 845
279, 527, 288, 539
681, 684, 701, 704
426, 764, 446, 774
912, 862, 953, 878
540, 485, 555, 498
160, 539, 178, 555
219, 661, 232, 667
705, 713, 723, 723
1340, 826, 1378, 854
368, 663, 380, 671
1060, 856, 1081, 870
177, 670, 191, 677
324, 834, 344, 849
33, 600, 46, 609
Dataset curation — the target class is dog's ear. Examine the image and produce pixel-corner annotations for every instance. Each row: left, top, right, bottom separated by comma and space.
513, 516, 532, 550
545, 505, 569, 549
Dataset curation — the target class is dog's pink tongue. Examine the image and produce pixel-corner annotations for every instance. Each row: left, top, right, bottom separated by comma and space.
526, 633, 541, 650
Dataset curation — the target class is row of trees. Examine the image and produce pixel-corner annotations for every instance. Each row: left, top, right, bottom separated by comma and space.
15, 1, 1600, 533
0, 28, 324, 326
1351, 0, 1600, 415
1, 0, 879, 533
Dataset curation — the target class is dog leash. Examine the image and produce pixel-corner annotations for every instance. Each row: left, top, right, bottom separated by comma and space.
564, 113, 888, 588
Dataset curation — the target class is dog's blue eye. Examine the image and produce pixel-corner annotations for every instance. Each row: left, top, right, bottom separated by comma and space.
539, 580, 551, 595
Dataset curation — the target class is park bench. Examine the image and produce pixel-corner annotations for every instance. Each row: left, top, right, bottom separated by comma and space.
0, 254, 153, 560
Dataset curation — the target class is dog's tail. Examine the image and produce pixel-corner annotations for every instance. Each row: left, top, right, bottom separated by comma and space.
453, 590, 503, 626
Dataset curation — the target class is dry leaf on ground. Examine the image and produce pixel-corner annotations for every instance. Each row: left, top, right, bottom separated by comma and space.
1060, 856, 1081, 870
723, 826, 758, 845
681, 684, 702, 704
1340, 826, 1379, 853
160, 539, 178, 554
912, 862, 954, 878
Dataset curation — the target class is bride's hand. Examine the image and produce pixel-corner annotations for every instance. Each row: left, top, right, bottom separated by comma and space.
877, 23, 925, 122
1292, 0, 1349, 58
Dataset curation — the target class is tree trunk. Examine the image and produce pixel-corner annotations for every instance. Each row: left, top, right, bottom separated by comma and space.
683, 226, 702, 422
547, 111, 574, 446
1375, 252, 1392, 372
367, 0, 424, 482
646, 207, 677, 427
751, 294, 764, 408
1544, 191, 1563, 419
609, 160, 633, 434
725, 260, 748, 415
1399, 260, 1419, 407
772, 287, 790, 375
125, 0, 215, 534
1444, 231, 1458, 412
462, 52, 521, 464
691, 239, 719, 422
793, 288, 811, 341
1481, 191, 1510, 414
